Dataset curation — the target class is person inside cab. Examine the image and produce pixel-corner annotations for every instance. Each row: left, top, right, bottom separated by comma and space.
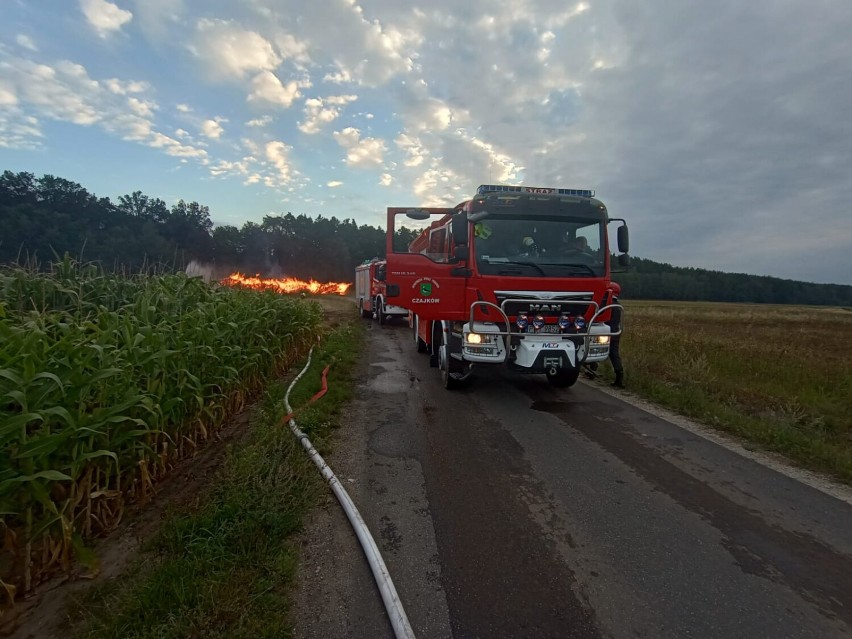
561, 233, 591, 255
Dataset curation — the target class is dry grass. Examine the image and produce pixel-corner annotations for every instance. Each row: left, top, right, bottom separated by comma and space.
614, 300, 852, 482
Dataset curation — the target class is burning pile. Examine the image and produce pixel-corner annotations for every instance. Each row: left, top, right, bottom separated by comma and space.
223, 272, 351, 296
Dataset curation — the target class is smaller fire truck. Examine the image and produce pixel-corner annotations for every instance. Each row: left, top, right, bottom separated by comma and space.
384, 184, 629, 389
354, 258, 410, 324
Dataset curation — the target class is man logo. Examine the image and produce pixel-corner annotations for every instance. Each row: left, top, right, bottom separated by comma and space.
420, 282, 433, 297
530, 303, 562, 312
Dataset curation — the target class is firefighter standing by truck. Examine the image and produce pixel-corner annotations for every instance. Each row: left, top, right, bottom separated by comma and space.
585, 282, 625, 387
608, 283, 625, 388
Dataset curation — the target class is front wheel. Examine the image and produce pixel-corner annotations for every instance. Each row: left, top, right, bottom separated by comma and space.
375, 297, 385, 325
438, 330, 469, 390
547, 368, 580, 388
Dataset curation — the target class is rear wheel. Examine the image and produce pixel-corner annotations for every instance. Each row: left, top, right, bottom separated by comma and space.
547, 367, 580, 388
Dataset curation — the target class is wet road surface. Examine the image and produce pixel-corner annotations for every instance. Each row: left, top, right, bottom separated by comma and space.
292, 318, 852, 638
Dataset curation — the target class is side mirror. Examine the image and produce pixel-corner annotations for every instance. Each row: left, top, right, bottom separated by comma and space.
376, 266, 386, 281
618, 253, 630, 267
406, 209, 431, 220
451, 212, 468, 246
617, 225, 630, 253
453, 246, 469, 262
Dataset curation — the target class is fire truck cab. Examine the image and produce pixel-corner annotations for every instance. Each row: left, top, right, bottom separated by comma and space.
354, 258, 410, 324
385, 184, 629, 389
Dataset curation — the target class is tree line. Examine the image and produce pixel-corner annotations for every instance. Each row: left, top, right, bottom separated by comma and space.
614, 257, 852, 306
2, 170, 850, 305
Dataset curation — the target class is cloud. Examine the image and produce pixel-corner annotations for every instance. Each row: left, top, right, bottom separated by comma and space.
0, 52, 210, 163
264, 140, 293, 185
127, 97, 156, 117
80, 0, 133, 37
148, 131, 207, 159
326, 180, 343, 187
0, 110, 42, 150
192, 19, 280, 79
246, 115, 272, 127
0, 81, 18, 107
298, 94, 357, 134
248, 0, 420, 87
395, 133, 427, 167
105, 78, 149, 95
15, 35, 38, 52
200, 118, 225, 139
332, 126, 386, 168
247, 71, 308, 108
379, 173, 393, 187
209, 158, 250, 178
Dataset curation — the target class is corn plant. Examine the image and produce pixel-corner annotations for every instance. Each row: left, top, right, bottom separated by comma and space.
0, 259, 322, 602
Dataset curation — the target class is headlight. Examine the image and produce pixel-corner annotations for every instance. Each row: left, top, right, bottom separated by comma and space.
593, 335, 610, 344
466, 332, 483, 344
516, 313, 529, 329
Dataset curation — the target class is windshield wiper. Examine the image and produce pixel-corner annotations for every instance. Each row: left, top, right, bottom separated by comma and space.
538, 262, 597, 275
499, 260, 546, 276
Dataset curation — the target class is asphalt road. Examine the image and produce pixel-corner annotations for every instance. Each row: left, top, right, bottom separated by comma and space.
291, 317, 852, 639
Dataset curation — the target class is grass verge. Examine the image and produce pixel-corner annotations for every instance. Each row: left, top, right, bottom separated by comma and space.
601, 300, 852, 483
66, 311, 365, 639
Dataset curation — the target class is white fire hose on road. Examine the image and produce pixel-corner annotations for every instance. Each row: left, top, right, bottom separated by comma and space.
285, 347, 416, 639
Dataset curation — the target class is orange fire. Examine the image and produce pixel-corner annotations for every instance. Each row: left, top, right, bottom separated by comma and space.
222, 272, 351, 296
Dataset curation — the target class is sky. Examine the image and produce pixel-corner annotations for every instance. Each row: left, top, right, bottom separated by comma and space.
1, 0, 851, 286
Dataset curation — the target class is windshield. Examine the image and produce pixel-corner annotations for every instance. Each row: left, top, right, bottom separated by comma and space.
473, 216, 606, 277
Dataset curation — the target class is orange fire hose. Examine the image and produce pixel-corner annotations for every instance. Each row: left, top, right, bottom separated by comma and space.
280, 364, 331, 424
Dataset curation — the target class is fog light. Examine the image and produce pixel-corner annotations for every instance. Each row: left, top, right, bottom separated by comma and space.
516, 313, 529, 329
557, 314, 571, 330
573, 316, 586, 331
532, 314, 545, 330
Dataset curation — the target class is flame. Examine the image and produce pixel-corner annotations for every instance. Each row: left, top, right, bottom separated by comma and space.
223, 272, 351, 296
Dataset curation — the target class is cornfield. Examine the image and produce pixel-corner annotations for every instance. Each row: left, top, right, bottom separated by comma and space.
0, 258, 322, 605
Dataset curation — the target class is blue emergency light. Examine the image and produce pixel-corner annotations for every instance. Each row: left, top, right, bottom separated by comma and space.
476, 184, 594, 198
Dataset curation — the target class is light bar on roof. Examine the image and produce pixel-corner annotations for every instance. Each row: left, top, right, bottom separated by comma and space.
476, 184, 594, 198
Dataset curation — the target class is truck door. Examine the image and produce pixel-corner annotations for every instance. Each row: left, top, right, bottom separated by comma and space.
384, 207, 469, 322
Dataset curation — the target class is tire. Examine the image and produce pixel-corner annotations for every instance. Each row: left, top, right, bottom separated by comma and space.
547, 367, 580, 388
375, 297, 386, 325
438, 329, 467, 390
359, 299, 370, 319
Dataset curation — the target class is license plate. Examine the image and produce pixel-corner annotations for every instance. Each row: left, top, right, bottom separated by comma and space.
527, 325, 562, 334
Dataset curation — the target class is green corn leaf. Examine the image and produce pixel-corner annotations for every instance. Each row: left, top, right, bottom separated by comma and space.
3, 390, 28, 410
0, 470, 73, 491
14, 431, 72, 459
0, 368, 24, 386
32, 371, 64, 393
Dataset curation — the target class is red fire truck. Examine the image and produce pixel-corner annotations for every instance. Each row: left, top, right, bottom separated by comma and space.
384, 184, 629, 389
354, 258, 410, 324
